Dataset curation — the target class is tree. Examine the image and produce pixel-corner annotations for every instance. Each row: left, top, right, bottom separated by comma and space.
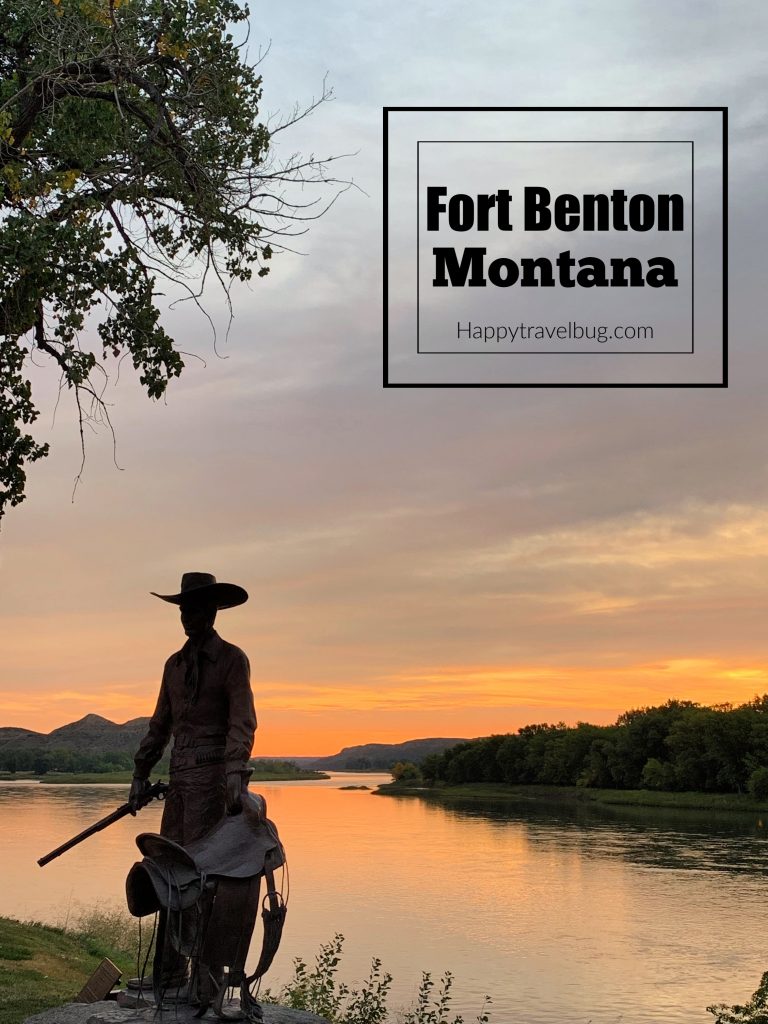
0, 0, 338, 517
640, 757, 675, 791
708, 969, 768, 1024
748, 766, 768, 803
419, 752, 444, 786
390, 761, 421, 783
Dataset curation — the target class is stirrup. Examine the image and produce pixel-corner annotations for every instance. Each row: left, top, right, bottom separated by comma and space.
210, 974, 263, 1021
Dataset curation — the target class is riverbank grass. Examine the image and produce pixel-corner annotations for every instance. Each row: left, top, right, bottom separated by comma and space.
376, 781, 768, 813
0, 918, 491, 1024
0, 914, 137, 1024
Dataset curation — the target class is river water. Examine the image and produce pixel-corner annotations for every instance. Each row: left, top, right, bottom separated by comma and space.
2, 775, 768, 1023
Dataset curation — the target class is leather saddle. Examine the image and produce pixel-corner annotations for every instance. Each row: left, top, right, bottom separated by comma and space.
125, 791, 287, 1021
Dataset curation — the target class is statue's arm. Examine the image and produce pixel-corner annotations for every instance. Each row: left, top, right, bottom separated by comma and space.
133, 667, 173, 780
225, 649, 257, 774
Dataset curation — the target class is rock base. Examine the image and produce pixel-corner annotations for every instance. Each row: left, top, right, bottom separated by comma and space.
23, 1000, 329, 1024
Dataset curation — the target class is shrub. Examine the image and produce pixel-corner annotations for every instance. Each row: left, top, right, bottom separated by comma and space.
708, 970, 768, 1023
272, 933, 491, 1024
748, 767, 768, 802
641, 758, 675, 791
391, 762, 422, 783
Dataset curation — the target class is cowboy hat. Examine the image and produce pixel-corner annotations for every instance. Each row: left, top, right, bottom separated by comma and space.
151, 572, 248, 610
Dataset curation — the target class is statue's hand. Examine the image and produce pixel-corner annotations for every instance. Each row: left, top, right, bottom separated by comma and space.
226, 771, 243, 815
128, 776, 151, 816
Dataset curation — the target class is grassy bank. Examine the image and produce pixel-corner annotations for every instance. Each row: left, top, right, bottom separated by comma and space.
0, 771, 137, 785
0, 912, 138, 1024
0, 769, 329, 785
0, 918, 489, 1024
375, 780, 768, 813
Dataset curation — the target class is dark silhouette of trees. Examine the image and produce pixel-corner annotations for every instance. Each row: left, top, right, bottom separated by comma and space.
0, 746, 140, 773
422, 697, 768, 796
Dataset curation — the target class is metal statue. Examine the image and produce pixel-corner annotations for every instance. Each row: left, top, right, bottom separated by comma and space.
126, 777, 287, 1021
129, 572, 257, 847
39, 573, 286, 1019
128, 573, 260, 997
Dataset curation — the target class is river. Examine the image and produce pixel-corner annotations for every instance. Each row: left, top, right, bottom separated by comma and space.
2, 774, 767, 1023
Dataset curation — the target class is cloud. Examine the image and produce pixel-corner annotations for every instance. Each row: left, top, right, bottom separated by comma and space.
2, 0, 767, 753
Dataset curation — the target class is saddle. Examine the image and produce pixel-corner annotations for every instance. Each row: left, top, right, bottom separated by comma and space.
125, 791, 287, 1021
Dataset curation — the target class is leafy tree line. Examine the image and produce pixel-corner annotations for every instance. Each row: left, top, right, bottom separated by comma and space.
0, 747, 169, 774
419, 697, 768, 799
0, 750, 316, 776
247, 758, 312, 775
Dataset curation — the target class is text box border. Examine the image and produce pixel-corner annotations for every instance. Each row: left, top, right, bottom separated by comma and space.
383, 106, 728, 389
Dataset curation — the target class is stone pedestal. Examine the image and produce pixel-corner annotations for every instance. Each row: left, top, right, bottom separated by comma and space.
23, 1001, 330, 1024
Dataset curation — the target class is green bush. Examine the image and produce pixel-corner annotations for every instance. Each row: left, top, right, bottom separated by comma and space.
391, 762, 422, 783
641, 758, 675, 791
748, 767, 768, 802
708, 970, 768, 1023
272, 933, 491, 1024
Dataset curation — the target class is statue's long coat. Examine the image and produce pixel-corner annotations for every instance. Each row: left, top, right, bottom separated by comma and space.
133, 629, 257, 844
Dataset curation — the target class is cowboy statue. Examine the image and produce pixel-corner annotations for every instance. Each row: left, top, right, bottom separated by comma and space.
124, 573, 287, 1020
129, 572, 256, 843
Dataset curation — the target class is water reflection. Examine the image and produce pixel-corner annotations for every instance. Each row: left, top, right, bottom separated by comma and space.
404, 792, 768, 875
1, 777, 767, 1024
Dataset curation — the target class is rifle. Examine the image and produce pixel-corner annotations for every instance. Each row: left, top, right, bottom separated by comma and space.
37, 779, 169, 867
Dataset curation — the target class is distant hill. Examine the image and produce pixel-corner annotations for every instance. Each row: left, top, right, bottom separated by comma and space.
0, 726, 47, 748
0, 716, 467, 771
301, 737, 468, 771
0, 714, 151, 753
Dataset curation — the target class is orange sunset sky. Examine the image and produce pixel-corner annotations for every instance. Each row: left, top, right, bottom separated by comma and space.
3, 480, 768, 755
1, 12, 766, 755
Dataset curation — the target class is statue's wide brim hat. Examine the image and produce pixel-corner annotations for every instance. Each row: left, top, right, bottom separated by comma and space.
151, 572, 248, 610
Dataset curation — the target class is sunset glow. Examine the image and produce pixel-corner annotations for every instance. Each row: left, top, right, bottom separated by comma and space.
1, 655, 767, 755
1, 5, 766, 761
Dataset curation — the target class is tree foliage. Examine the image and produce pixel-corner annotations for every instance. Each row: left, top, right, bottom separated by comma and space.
423, 696, 768, 797
708, 971, 768, 1024
0, 745, 166, 773
390, 760, 421, 782
0, 0, 335, 517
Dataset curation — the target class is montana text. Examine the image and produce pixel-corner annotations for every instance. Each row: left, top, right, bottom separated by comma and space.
427, 186, 685, 289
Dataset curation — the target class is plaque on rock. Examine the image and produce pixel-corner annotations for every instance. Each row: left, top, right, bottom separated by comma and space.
75, 959, 122, 1003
